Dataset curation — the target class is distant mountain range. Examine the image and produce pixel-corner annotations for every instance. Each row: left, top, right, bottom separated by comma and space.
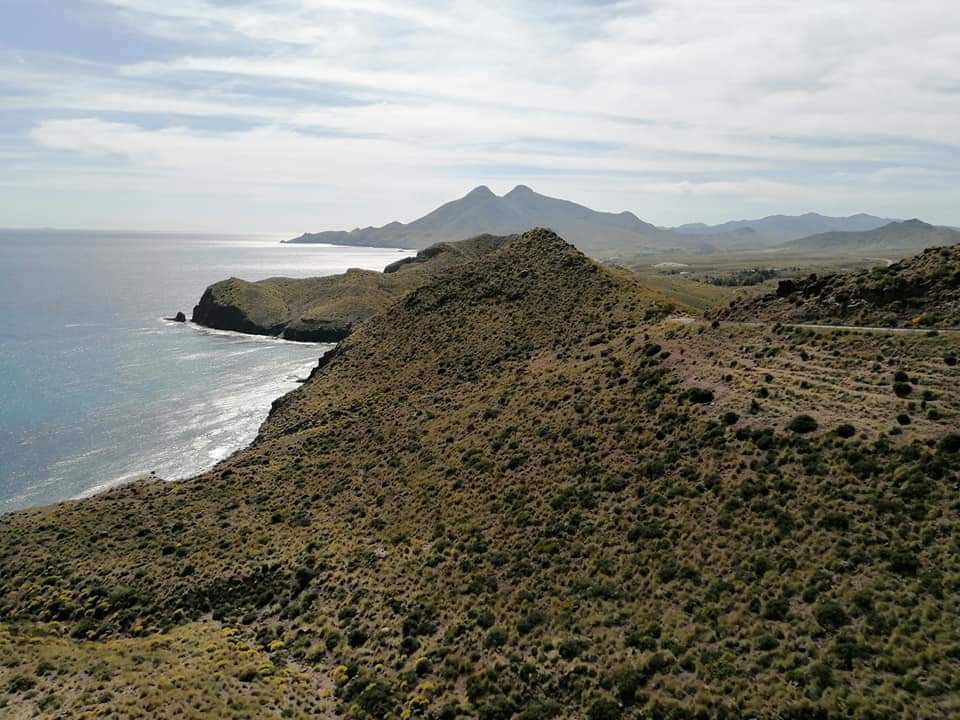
783, 219, 960, 251
288, 185, 956, 256
672, 212, 895, 242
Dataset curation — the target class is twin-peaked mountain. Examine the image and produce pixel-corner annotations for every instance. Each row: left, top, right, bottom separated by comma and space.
287, 185, 695, 255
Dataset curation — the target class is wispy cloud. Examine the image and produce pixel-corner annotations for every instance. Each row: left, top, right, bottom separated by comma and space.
1, 0, 958, 230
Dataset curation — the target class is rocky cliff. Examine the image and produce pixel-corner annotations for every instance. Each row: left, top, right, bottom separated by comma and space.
192, 234, 514, 341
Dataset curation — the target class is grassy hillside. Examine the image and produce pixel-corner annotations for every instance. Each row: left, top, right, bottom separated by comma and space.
3, 230, 959, 719
719, 244, 960, 328
192, 234, 513, 341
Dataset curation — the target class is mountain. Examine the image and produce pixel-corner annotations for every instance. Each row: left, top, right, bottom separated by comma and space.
192, 234, 512, 341
3, 230, 959, 719
784, 219, 960, 252
287, 185, 687, 255
719, 242, 960, 327
673, 212, 894, 242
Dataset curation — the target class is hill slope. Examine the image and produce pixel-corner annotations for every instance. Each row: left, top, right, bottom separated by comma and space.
2, 230, 960, 719
784, 219, 960, 252
286, 185, 689, 255
719, 243, 960, 327
193, 234, 512, 341
673, 212, 894, 242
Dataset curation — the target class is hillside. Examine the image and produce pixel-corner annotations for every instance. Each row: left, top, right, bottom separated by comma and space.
3, 230, 960, 719
192, 234, 512, 341
784, 219, 960, 252
286, 185, 695, 256
674, 212, 894, 242
719, 243, 960, 328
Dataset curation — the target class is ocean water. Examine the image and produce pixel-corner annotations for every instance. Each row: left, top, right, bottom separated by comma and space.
0, 230, 412, 512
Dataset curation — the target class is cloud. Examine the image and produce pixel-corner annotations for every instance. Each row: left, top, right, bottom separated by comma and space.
1, 0, 958, 230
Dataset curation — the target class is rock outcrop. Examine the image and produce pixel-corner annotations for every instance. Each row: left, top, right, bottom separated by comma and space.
191, 234, 515, 341
719, 243, 960, 327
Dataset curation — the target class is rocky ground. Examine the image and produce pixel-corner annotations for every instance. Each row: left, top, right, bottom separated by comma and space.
718, 244, 960, 328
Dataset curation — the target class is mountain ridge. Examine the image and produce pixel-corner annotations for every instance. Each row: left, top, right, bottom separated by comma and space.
673, 212, 896, 242
287, 186, 689, 255
782, 219, 960, 252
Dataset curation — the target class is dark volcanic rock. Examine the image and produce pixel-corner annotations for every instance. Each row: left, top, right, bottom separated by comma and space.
281, 318, 353, 343
174, 311, 186, 322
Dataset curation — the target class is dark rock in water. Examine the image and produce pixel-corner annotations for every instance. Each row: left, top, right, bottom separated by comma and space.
174, 312, 186, 322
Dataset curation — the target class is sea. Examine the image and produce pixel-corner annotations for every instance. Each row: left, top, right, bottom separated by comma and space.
0, 229, 413, 512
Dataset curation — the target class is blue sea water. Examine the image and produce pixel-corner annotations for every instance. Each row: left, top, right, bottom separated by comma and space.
0, 230, 412, 512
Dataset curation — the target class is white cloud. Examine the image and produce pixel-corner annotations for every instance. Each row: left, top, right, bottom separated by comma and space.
1, 0, 958, 230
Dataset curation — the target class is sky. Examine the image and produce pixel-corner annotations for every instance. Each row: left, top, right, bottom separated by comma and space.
1, 0, 959, 232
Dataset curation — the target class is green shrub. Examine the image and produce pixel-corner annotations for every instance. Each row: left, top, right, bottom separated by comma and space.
587, 698, 622, 720
938, 433, 960, 454
687, 388, 714, 404
787, 415, 818, 433
814, 601, 850, 630
893, 382, 912, 398
484, 627, 508, 649
6, 675, 36, 693
835, 424, 856, 438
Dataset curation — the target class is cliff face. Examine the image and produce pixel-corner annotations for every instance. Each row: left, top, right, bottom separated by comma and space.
3, 230, 960, 719
191, 234, 514, 341
719, 244, 960, 328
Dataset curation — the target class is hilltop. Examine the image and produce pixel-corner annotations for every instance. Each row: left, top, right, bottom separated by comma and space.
286, 185, 692, 256
783, 219, 960, 252
719, 243, 960, 328
2, 230, 960, 719
193, 234, 512, 341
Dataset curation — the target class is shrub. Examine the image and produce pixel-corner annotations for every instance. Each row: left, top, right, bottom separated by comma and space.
6, 675, 36, 693
893, 382, 912, 398
587, 698, 622, 720
722, 411, 740, 426
347, 628, 368, 648
938, 433, 960, 454
558, 637, 586, 659
484, 627, 508, 649
894, 370, 909, 382
814, 601, 850, 630
888, 548, 920, 576
687, 387, 714, 404
787, 415, 818, 434
762, 598, 790, 621
945, 354, 958, 366
835, 424, 856, 438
